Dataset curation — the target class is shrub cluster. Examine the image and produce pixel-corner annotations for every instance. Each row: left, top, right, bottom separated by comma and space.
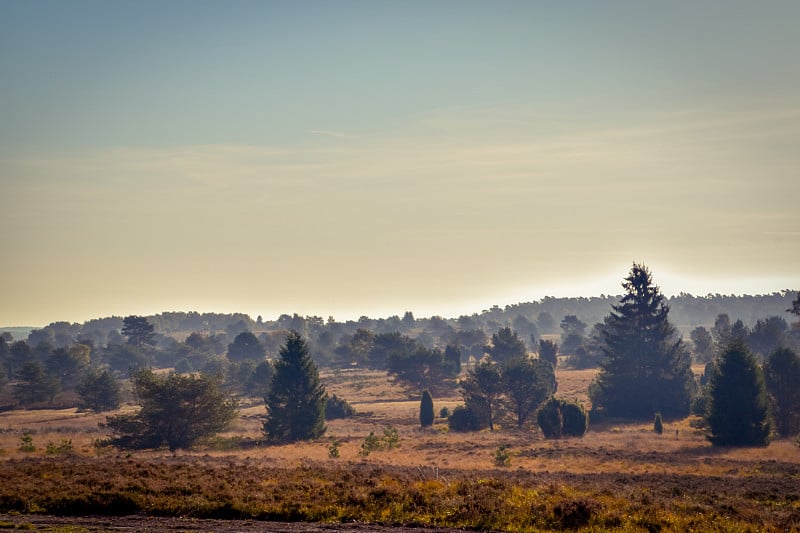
537, 398, 588, 439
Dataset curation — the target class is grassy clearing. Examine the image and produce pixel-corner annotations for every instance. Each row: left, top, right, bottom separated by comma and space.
0, 368, 798, 531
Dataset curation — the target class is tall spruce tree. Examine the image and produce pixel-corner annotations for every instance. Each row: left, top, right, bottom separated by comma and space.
707, 339, 771, 446
589, 263, 696, 419
264, 331, 327, 442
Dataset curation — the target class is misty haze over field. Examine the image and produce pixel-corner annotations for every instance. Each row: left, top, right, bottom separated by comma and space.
1, 2, 798, 327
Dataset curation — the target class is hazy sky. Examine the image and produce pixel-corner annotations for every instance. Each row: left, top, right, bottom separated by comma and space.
2, 1, 799, 326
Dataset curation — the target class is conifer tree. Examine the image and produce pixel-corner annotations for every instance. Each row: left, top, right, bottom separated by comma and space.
264, 331, 327, 442
589, 263, 696, 419
707, 339, 771, 446
420, 389, 434, 427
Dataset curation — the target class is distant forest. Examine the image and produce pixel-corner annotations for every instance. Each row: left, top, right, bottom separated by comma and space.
5, 290, 796, 360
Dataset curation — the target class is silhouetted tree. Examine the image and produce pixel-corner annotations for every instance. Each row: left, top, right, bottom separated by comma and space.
264, 332, 327, 442
560, 315, 586, 355
105, 369, 237, 451
538, 339, 558, 368
226, 331, 265, 362
747, 317, 788, 359
763, 347, 800, 437
45, 344, 90, 389
589, 264, 696, 419
707, 339, 770, 447
502, 357, 556, 428
14, 361, 60, 406
77, 369, 121, 412
121, 315, 156, 350
485, 327, 527, 363
690, 326, 715, 363
444, 344, 462, 375
459, 360, 503, 431
420, 389, 434, 427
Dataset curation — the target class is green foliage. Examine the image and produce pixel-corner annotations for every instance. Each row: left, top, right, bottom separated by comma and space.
226, 331, 265, 362
121, 315, 156, 350
325, 394, 355, 420
560, 315, 587, 355
105, 369, 238, 451
359, 432, 382, 456
537, 398, 588, 439
359, 426, 400, 456
537, 398, 563, 439
443, 344, 462, 375
13, 361, 60, 406
45, 439, 74, 456
77, 369, 121, 412
386, 345, 457, 392
690, 326, 715, 363
707, 340, 771, 447
447, 404, 489, 432
46, 344, 90, 389
419, 389, 434, 427
327, 440, 340, 459
382, 426, 400, 449
538, 339, 558, 368
494, 444, 511, 467
484, 327, 527, 363
653, 412, 664, 434
226, 359, 273, 398
589, 263, 696, 419
439, 407, 450, 419
264, 332, 327, 442
18, 431, 35, 453
560, 401, 589, 437
459, 360, 503, 431
502, 357, 556, 428
762, 347, 800, 437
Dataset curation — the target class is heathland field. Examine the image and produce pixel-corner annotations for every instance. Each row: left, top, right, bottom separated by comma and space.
0, 367, 798, 532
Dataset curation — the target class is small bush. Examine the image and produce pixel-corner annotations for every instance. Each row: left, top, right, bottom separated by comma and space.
537, 398, 563, 439
325, 394, 355, 420
494, 445, 511, 467
45, 439, 74, 456
448, 404, 489, 432
539, 398, 588, 438
561, 401, 589, 437
382, 426, 400, 450
328, 441, 340, 459
439, 407, 450, 418
18, 431, 35, 453
359, 432, 382, 457
653, 412, 664, 434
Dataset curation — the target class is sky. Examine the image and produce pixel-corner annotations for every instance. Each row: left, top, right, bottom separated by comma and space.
1, 1, 799, 327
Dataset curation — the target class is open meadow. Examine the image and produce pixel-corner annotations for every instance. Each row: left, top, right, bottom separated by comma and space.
0, 367, 798, 531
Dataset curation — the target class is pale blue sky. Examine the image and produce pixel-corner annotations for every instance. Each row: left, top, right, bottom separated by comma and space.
1, 1, 799, 325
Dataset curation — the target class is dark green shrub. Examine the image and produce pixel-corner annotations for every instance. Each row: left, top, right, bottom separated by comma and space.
439, 407, 450, 418
420, 390, 434, 427
325, 394, 355, 420
653, 412, 664, 434
537, 398, 563, 439
560, 401, 588, 437
447, 404, 489, 432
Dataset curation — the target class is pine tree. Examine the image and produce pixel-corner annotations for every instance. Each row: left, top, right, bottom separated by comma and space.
707, 339, 771, 446
264, 331, 327, 442
589, 263, 696, 419
420, 389, 434, 427
762, 347, 800, 438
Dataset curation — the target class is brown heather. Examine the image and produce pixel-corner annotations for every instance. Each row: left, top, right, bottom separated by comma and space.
0, 368, 797, 531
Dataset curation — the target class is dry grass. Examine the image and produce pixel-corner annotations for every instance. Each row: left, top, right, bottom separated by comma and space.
0, 367, 799, 531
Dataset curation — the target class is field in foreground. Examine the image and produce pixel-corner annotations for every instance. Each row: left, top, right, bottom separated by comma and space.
0, 368, 798, 531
